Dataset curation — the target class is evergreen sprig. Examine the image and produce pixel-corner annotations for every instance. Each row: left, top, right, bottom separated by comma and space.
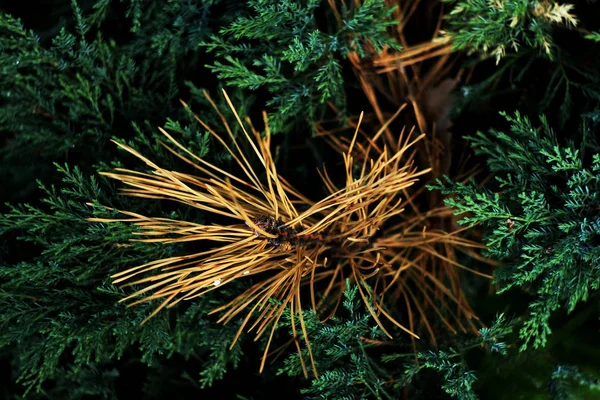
454, 36, 600, 132
281, 282, 514, 399
386, 314, 513, 400
201, 0, 400, 134
442, 0, 578, 63
0, 165, 242, 394
278, 283, 390, 400
430, 111, 600, 351
585, 31, 600, 42
0, 0, 222, 202
549, 365, 600, 399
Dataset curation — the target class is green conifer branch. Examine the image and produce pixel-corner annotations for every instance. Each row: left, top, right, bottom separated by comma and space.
281, 282, 514, 399
0, 165, 243, 394
430, 111, 600, 351
442, 0, 578, 63
201, 0, 400, 134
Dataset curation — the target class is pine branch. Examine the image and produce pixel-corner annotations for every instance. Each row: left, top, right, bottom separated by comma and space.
90, 89, 432, 376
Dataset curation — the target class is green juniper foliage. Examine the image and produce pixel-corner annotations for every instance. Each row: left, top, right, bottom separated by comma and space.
0, 165, 243, 395
449, 0, 600, 133
383, 315, 514, 400
278, 283, 392, 399
1, 1, 407, 396
549, 365, 600, 399
202, 0, 400, 134
5, 363, 121, 400
0, 0, 252, 203
442, 0, 578, 63
453, 45, 600, 138
3, 0, 600, 398
0, 1, 251, 396
280, 283, 514, 400
431, 111, 600, 351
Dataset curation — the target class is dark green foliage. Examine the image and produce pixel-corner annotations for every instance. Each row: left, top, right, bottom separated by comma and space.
431, 111, 600, 351
455, 47, 600, 137
202, 0, 400, 134
409, 350, 478, 400
88, 0, 221, 50
279, 284, 391, 399
280, 283, 515, 400
386, 314, 514, 400
6, 363, 120, 400
536, 57, 600, 128
0, 3, 253, 393
0, 0, 226, 202
118, 83, 256, 172
3, 0, 600, 398
549, 365, 600, 399
443, 0, 578, 62
0, 165, 243, 394
445, 0, 600, 134
0, 1, 411, 397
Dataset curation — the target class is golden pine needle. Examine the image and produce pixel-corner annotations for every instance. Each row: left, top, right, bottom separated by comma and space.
315, 0, 497, 345
316, 103, 492, 347
89, 89, 431, 376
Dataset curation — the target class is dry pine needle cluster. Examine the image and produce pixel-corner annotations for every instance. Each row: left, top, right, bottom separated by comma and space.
90, 89, 488, 375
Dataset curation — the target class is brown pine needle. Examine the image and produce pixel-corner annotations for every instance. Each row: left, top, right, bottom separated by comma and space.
316, 97, 493, 343
315, 0, 498, 344
89, 89, 432, 376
